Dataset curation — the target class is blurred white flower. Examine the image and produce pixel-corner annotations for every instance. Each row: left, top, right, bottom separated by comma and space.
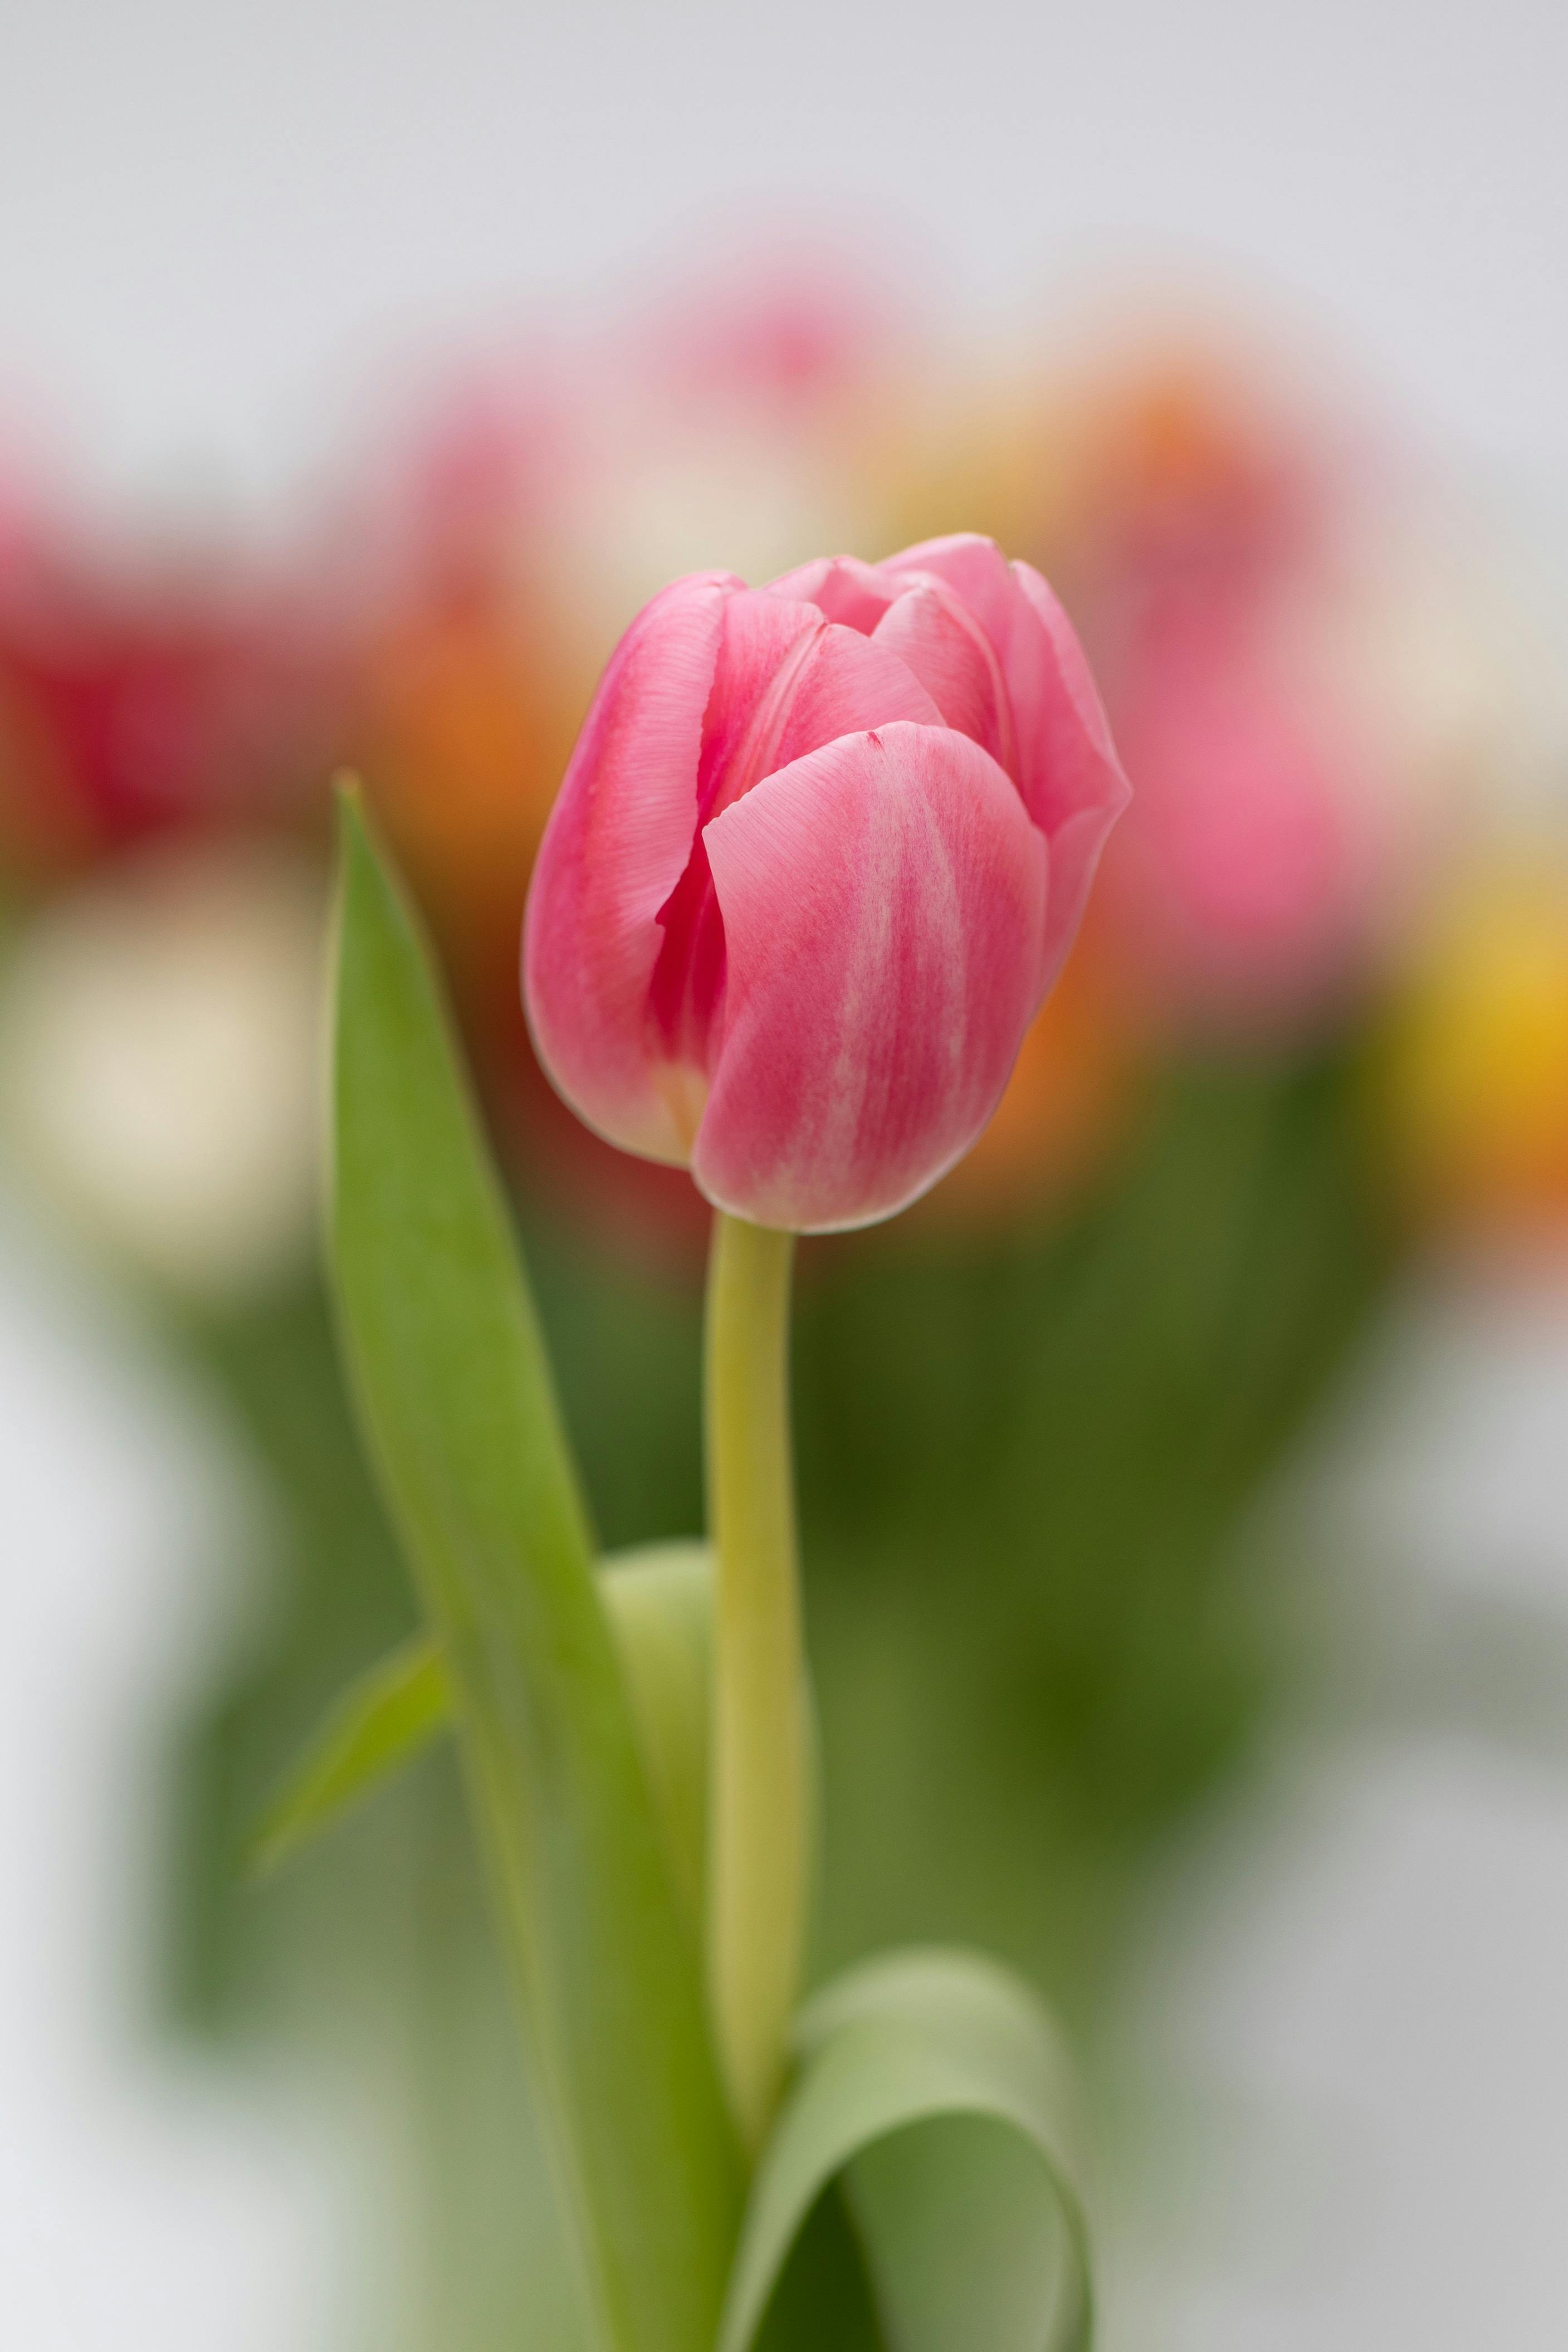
0, 840, 326, 1304
556, 421, 878, 640
1289, 476, 1568, 958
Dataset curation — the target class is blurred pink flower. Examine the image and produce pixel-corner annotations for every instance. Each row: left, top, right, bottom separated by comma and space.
1099, 614, 1371, 1032
1031, 356, 1391, 1038
524, 533, 1129, 1232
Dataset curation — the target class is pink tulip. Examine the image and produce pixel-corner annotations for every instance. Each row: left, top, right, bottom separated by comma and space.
523, 535, 1129, 1232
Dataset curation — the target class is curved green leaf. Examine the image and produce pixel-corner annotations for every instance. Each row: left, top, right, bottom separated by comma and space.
247, 1634, 447, 1879
247, 1544, 713, 1920
720, 1948, 1092, 2352
330, 789, 739, 2352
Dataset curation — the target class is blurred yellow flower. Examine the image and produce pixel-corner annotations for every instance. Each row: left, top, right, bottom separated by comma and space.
1378, 857, 1568, 1235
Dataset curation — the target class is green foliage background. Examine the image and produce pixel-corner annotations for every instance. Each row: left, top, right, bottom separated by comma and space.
165, 1036, 1389, 2346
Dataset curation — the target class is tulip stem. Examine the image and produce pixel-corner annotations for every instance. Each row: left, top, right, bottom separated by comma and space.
704, 1210, 810, 2152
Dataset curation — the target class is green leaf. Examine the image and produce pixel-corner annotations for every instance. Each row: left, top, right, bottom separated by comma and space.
597, 1541, 712, 1927
753, 2182, 890, 2351
329, 788, 739, 2352
720, 1948, 1092, 2352
246, 1543, 714, 1919
247, 1634, 447, 1879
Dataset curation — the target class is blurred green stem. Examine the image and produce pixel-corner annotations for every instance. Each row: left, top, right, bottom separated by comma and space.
705, 1211, 809, 2151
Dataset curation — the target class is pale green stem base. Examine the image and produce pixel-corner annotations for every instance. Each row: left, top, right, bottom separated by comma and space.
704, 1211, 810, 2153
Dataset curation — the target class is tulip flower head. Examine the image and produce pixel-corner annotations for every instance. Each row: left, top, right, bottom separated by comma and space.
524, 535, 1129, 1232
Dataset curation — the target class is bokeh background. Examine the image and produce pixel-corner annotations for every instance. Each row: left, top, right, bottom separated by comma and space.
4, 3, 1568, 2346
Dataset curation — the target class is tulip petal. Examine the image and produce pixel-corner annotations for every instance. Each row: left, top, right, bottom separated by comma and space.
870, 579, 1013, 773
883, 536, 1131, 994
696, 591, 940, 823
649, 599, 944, 1070
765, 617, 945, 776
879, 532, 1019, 651
524, 573, 735, 1160
764, 555, 898, 634
1007, 561, 1131, 990
695, 592, 823, 821
695, 723, 1047, 1232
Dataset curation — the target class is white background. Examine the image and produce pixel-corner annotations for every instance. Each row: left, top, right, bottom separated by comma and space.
1, 0, 1565, 500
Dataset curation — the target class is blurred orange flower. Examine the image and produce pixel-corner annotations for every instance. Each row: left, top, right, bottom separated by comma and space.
914, 930, 1140, 1229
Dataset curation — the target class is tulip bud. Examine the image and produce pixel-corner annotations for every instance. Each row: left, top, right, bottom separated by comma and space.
523, 535, 1129, 1232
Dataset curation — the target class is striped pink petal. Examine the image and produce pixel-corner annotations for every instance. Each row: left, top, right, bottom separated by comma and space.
881, 533, 1130, 993
693, 723, 1048, 1231
648, 593, 941, 1072
522, 572, 736, 1160
1007, 559, 1131, 990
